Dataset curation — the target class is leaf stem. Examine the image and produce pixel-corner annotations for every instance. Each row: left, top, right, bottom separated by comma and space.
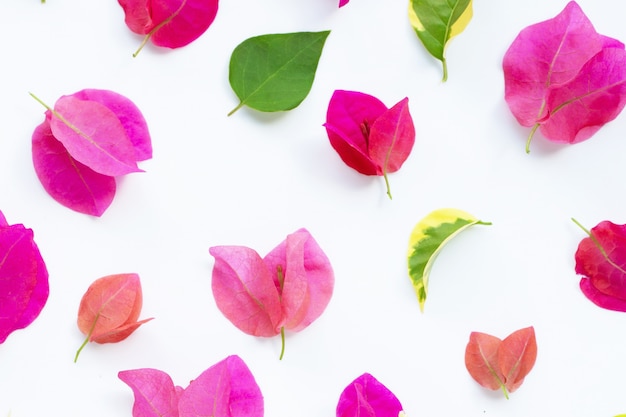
133, 35, 151, 58
441, 57, 448, 82
500, 383, 510, 400
279, 327, 286, 360
383, 171, 392, 200
29, 92, 53, 112
525, 123, 540, 154
74, 312, 100, 362
228, 102, 244, 117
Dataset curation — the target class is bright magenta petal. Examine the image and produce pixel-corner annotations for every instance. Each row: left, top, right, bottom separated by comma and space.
71, 89, 152, 161
32, 118, 116, 217
178, 355, 263, 417
209, 245, 282, 336
338, 0, 349, 7
580, 278, 626, 311
0, 210, 7, 227
336, 373, 404, 417
50, 96, 141, 176
503, 1, 607, 126
263, 229, 334, 332
119, 0, 219, 49
368, 97, 415, 175
118, 368, 183, 417
324, 90, 388, 175
0, 216, 49, 343
150, 0, 219, 48
540, 47, 626, 143
575, 220, 626, 304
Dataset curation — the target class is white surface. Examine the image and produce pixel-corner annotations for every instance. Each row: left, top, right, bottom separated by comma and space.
1, 0, 626, 416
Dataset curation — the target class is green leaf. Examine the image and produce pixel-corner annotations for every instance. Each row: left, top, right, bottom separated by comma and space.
408, 0, 473, 81
407, 208, 490, 312
228, 31, 331, 115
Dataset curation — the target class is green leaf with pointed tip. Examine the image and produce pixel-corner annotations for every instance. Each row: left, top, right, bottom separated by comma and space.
228, 31, 330, 115
409, 0, 473, 81
407, 208, 490, 312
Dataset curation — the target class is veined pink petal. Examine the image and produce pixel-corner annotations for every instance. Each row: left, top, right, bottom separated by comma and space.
0, 210, 7, 227
117, 0, 154, 34
540, 47, 626, 143
575, 220, 626, 302
118, 368, 183, 417
209, 246, 282, 337
0, 218, 49, 343
367, 97, 415, 175
120, 0, 219, 49
50, 96, 141, 176
150, 0, 219, 48
503, 1, 608, 126
336, 373, 403, 417
338, 0, 349, 7
324, 90, 388, 175
71, 89, 152, 161
263, 229, 334, 332
32, 118, 116, 217
178, 355, 263, 417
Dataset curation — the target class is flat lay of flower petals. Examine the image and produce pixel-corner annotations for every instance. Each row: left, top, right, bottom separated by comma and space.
3, 1, 626, 417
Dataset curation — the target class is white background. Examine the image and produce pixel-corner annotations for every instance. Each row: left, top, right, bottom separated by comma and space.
1, 0, 626, 416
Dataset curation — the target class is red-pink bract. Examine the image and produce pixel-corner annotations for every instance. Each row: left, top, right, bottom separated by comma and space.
541, 47, 626, 143
209, 229, 334, 337
32, 118, 116, 217
575, 221, 626, 311
324, 90, 387, 175
0, 211, 49, 344
118, 368, 183, 417
325, 90, 415, 176
367, 97, 414, 175
32, 89, 152, 216
118, 0, 219, 49
465, 327, 537, 396
178, 355, 264, 417
503, 1, 626, 145
336, 373, 404, 417
119, 355, 263, 417
77, 273, 153, 345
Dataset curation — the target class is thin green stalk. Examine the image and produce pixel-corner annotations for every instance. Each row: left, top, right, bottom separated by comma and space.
228, 101, 244, 116
383, 171, 392, 200
441, 58, 448, 82
74, 313, 100, 362
525, 123, 540, 154
279, 327, 286, 360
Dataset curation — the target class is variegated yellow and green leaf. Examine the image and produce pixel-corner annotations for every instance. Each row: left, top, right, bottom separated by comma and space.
408, 0, 473, 81
407, 208, 490, 312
